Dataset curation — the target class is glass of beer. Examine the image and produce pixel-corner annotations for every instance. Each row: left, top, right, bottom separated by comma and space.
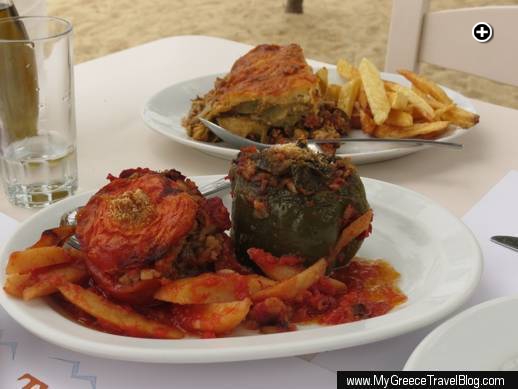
0, 16, 77, 208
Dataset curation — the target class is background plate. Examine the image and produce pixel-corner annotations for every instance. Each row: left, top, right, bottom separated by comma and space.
405, 296, 518, 370
0, 176, 482, 363
142, 71, 478, 164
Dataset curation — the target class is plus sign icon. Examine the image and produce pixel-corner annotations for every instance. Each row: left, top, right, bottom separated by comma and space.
472, 22, 493, 43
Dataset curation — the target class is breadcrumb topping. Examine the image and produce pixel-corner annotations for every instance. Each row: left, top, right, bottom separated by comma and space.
109, 189, 155, 225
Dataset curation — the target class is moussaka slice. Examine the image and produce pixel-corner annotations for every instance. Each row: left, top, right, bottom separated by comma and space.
183, 44, 350, 149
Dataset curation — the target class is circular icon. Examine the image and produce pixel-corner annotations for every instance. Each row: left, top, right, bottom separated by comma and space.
472, 22, 493, 43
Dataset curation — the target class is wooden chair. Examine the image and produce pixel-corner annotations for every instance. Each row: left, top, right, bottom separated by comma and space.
385, 0, 518, 87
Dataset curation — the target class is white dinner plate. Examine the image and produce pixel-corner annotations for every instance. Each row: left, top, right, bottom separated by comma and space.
142, 70, 478, 165
405, 296, 518, 370
0, 175, 482, 363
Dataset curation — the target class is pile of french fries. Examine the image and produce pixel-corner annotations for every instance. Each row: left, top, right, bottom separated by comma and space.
3, 210, 374, 338
317, 58, 479, 139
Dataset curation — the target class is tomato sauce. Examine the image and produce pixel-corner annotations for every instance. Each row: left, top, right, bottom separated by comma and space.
50, 258, 406, 338
292, 259, 406, 326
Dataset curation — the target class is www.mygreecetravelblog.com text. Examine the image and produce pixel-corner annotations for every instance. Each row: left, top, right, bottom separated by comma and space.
337, 371, 510, 389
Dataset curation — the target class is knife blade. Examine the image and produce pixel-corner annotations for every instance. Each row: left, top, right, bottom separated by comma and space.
491, 236, 518, 252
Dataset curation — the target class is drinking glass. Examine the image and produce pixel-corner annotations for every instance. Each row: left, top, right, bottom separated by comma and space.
0, 16, 77, 208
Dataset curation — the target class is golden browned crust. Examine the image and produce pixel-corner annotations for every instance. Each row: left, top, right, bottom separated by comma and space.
203, 44, 319, 117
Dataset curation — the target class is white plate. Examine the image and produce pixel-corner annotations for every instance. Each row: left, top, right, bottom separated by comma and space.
142, 70, 478, 164
405, 296, 518, 370
0, 175, 482, 363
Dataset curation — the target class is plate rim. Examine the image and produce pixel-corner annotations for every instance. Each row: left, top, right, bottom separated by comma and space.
0, 176, 483, 363
141, 70, 478, 163
404, 295, 518, 370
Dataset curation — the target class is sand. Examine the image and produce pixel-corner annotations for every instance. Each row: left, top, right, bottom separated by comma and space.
47, 0, 518, 109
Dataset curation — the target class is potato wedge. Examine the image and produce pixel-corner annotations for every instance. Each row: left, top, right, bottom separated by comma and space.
172, 299, 252, 334
374, 121, 450, 139
336, 58, 359, 80
247, 249, 304, 281
383, 80, 400, 92
358, 86, 369, 110
387, 90, 409, 110
337, 77, 361, 117
393, 85, 434, 121
58, 283, 184, 339
3, 273, 32, 298
22, 263, 88, 300
251, 259, 327, 302
398, 69, 452, 104
6, 246, 72, 275
358, 58, 390, 125
359, 108, 377, 135
316, 67, 328, 94
246, 248, 345, 291
385, 110, 413, 127
433, 103, 456, 120
329, 209, 373, 262
441, 106, 480, 128
320, 276, 347, 294
411, 86, 444, 109
30, 225, 75, 248
154, 273, 275, 304
350, 108, 361, 129
325, 84, 341, 103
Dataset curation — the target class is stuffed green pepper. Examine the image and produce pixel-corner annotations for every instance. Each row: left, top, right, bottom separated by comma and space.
229, 143, 372, 270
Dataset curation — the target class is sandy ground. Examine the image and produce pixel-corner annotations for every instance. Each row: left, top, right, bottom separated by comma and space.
47, 0, 518, 109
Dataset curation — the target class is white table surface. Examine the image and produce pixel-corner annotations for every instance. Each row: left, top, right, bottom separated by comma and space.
1, 34, 518, 376
1, 35, 517, 221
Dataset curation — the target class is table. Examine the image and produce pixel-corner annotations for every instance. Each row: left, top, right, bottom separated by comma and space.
1, 35, 517, 221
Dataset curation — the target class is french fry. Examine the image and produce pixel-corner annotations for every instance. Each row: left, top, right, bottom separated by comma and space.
398, 69, 452, 104
358, 86, 368, 110
154, 273, 275, 304
411, 86, 444, 109
247, 248, 304, 281
325, 84, 341, 103
385, 110, 413, 127
350, 108, 361, 129
329, 209, 373, 262
393, 85, 434, 121
433, 103, 456, 120
383, 80, 400, 92
22, 263, 88, 300
374, 121, 450, 139
247, 249, 346, 291
441, 106, 480, 128
418, 128, 450, 140
3, 273, 32, 297
358, 58, 390, 125
251, 259, 326, 302
359, 108, 377, 135
316, 67, 328, 94
58, 283, 184, 339
321, 276, 347, 294
6, 246, 72, 275
387, 90, 408, 110
337, 77, 361, 117
336, 58, 359, 80
248, 253, 303, 281
172, 299, 252, 334
30, 225, 75, 248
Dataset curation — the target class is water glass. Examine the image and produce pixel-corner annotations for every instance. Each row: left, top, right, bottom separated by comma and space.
0, 16, 77, 208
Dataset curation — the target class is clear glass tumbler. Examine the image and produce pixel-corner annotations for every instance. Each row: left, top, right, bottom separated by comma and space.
0, 16, 77, 208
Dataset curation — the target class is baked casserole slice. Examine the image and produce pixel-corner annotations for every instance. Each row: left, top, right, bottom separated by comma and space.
183, 44, 350, 152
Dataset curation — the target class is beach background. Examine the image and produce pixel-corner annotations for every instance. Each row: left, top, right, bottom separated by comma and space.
46, 0, 518, 109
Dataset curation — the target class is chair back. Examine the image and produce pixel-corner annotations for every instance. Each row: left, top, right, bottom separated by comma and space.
385, 0, 518, 87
